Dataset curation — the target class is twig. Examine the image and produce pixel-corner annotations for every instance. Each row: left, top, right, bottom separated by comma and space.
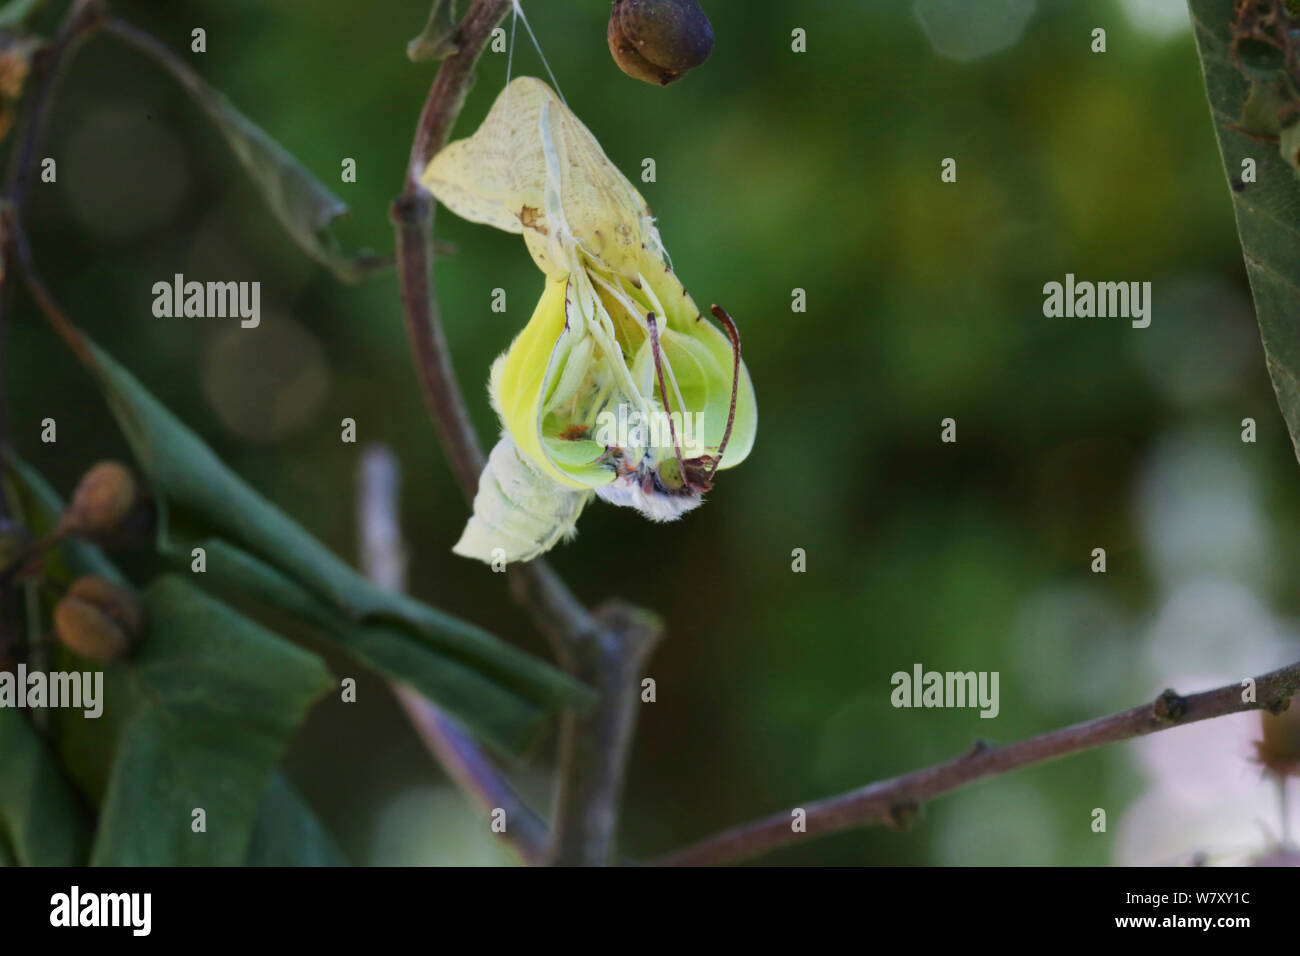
550, 601, 661, 866
391, 0, 662, 865
0, 0, 101, 699
653, 663, 1300, 866
3, 0, 102, 223
357, 444, 549, 866
391, 0, 509, 502
0, 0, 104, 515
391, 196, 483, 503
5, 211, 94, 369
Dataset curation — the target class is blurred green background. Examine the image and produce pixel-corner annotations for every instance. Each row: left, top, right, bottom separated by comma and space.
9, 0, 1300, 864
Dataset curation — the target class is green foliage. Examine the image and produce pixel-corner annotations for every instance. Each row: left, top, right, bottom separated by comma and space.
180, 82, 388, 283
247, 774, 349, 866
0, 708, 91, 866
90, 576, 333, 865
82, 337, 590, 751
1190, 0, 1300, 462
0, 0, 43, 30
109, 22, 390, 283
4, 459, 349, 864
11, 0, 1286, 865
187, 538, 560, 750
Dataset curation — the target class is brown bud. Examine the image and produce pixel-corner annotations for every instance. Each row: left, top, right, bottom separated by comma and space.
0, 34, 37, 146
608, 0, 714, 86
1255, 703, 1300, 778
53, 575, 145, 662
60, 461, 137, 538
0, 36, 34, 100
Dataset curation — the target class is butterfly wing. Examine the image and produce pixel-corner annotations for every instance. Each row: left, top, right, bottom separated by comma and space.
495, 275, 651, 489
421, 76, 661, 280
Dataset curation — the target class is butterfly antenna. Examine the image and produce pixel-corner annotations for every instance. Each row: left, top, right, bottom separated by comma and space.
647, 312, 686, 475
706, 304, 741, 481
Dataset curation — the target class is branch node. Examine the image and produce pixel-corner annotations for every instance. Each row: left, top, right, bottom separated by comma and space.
391, 193, 432, 228
1153, 688, 1188, 723
888, 801, 921, 831
1264, 696, 1292, 716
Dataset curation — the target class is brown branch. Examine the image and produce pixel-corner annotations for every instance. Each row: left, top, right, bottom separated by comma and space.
0, 0, 104, 516
0, 0, 102, 670
3, 0, 102, 220
357, 444, 549, 866
391, 0, 662, 865
391, 195, 484, 502
652, 662, 1300, 866
390, 0, 510, 503
550, 601, 662, 865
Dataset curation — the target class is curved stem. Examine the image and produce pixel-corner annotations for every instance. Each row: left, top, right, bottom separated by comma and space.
393, 0, 663, 866
358, 444, 549, 865
0, 0, 104, 513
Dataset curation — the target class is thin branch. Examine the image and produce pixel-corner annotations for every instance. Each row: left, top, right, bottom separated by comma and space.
0, 0, 102, 665
3, 0, 102, 221
390, 0, 509, 503
357, 444, 549, 866
4, 211, 95, 369
403, 0, 514, 196
0, 0, 104, 515
391, 0, 662, 865
550, 601, 662, 866
391, 196, 484, 502
653, 662, 1300, 866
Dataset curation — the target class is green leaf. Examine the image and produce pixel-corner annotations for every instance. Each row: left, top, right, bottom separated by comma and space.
81, 337, 591, 730
6, 445, 557, 752
0, 0, 44, 30
408, 0, 460, 62
184, 538, 554, 751
90, 576, 333, 865
1190, 0, 1300, 462
6, 459, 344, 866
1202, 0, 1300, 171
107, 22, 388, 283
0, 708, 92, 865
247, 773, 348, 866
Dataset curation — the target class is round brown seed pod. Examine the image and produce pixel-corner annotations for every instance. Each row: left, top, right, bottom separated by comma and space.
608, 0, 714, 86
53, 575, 145, 661
61, 461, 137, 538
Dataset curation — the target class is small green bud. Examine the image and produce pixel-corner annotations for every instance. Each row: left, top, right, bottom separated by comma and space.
608, 0, 714, 86
53, 575, 145, 662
